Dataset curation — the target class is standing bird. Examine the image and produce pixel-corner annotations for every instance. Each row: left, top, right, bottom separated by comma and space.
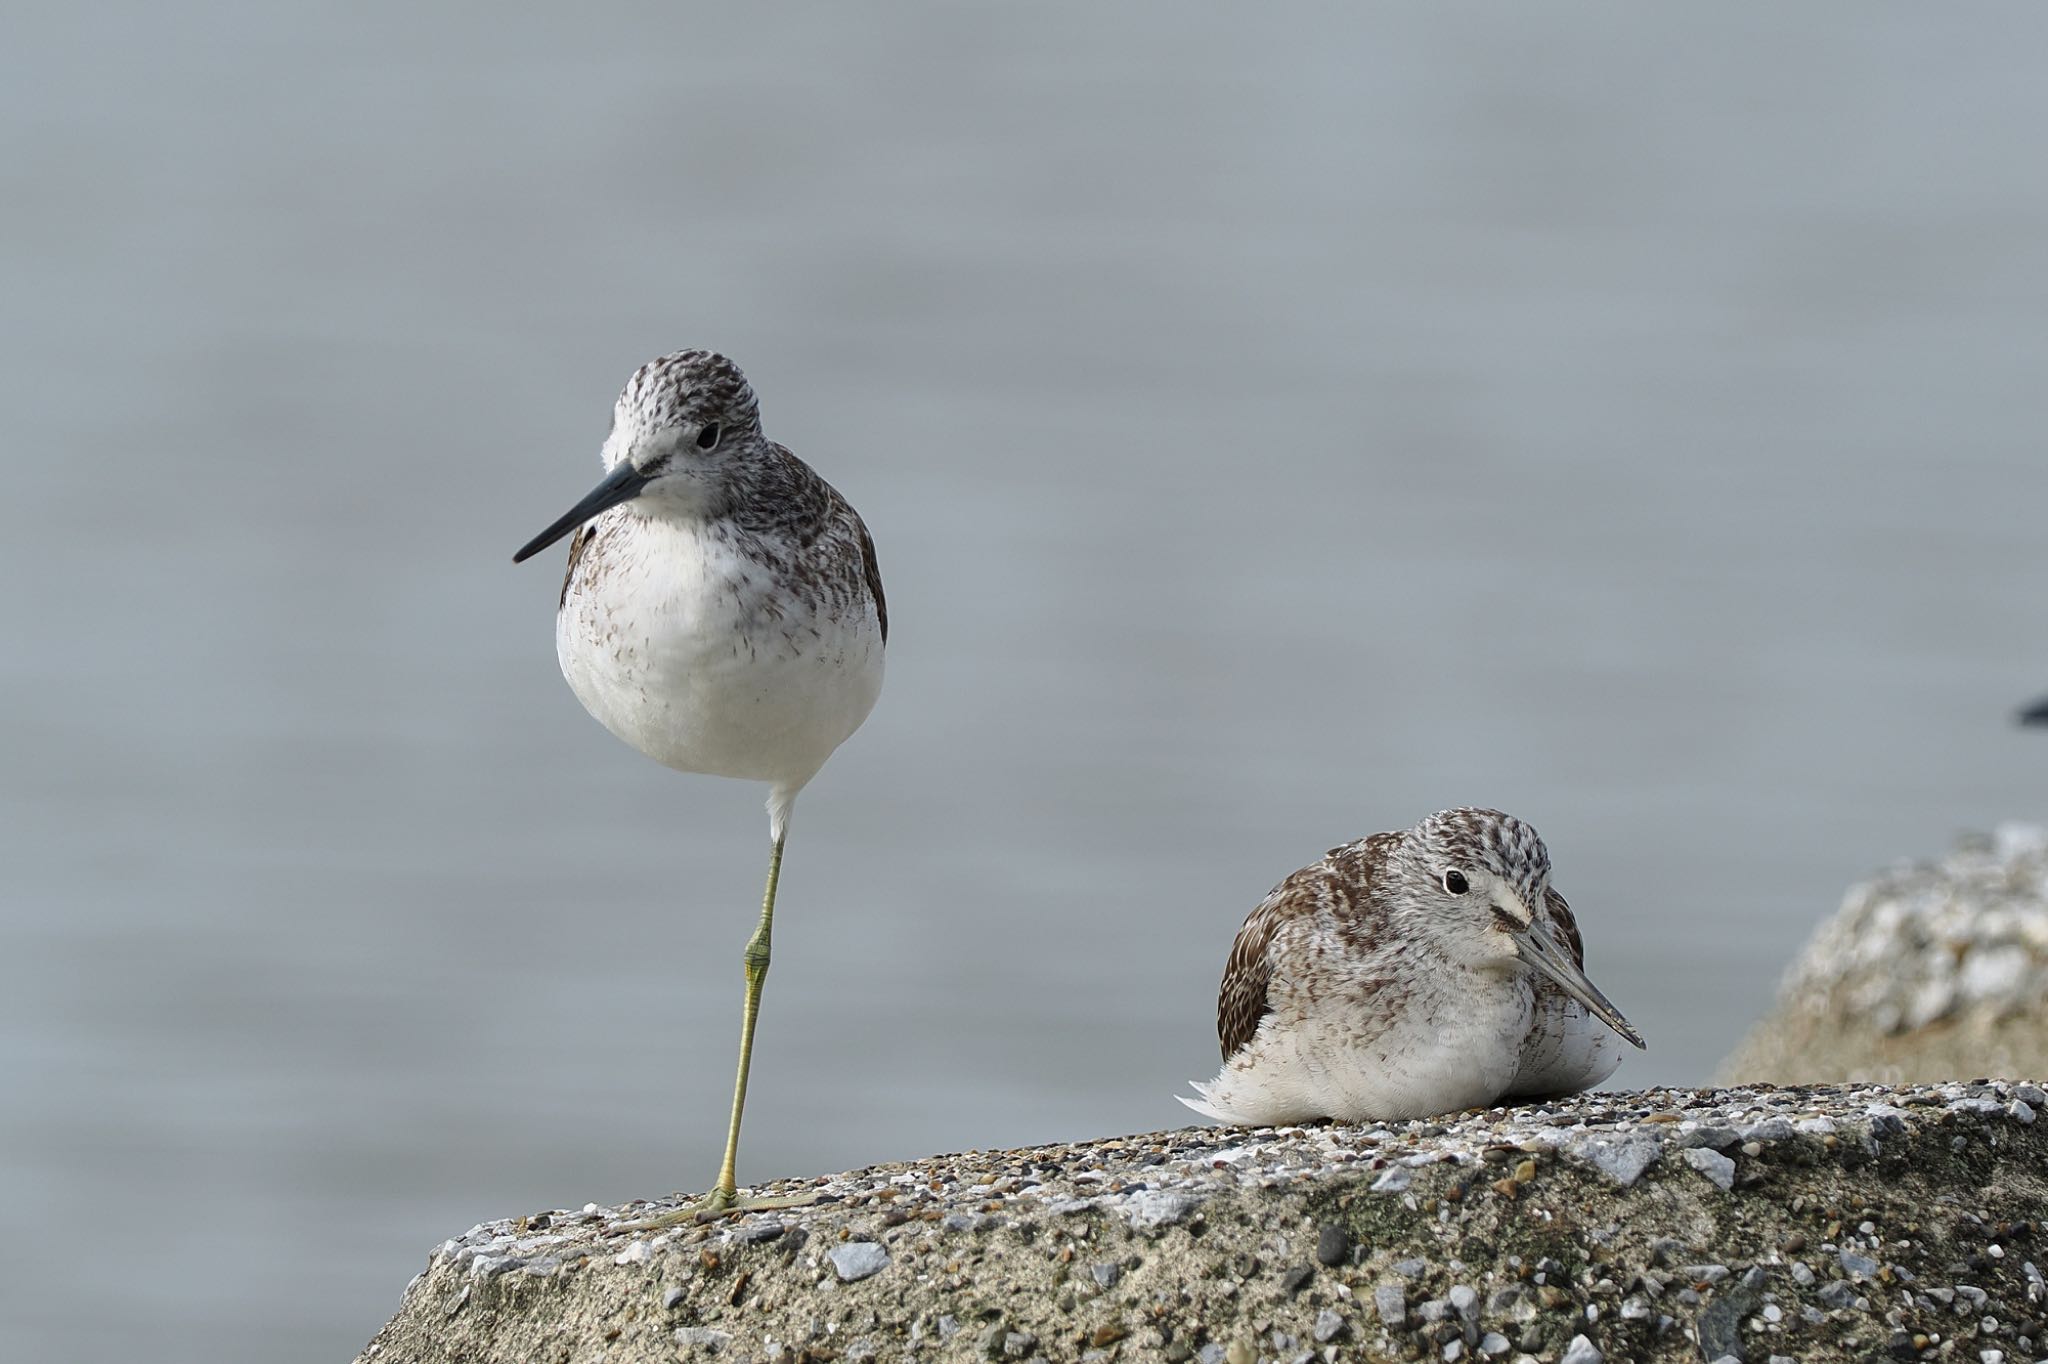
1182, 807, 1642, 1126
513, 350, 886, 1213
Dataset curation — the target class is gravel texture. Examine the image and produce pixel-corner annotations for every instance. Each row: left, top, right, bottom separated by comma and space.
1723, 824, 2048, 1084
357, 1082, 2048, 1364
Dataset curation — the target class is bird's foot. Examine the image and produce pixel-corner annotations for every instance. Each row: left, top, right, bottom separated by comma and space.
606, 1186, 818, 1234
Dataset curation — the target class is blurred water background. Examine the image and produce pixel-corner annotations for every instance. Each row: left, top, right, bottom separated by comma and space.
6, 4, 2048, 1360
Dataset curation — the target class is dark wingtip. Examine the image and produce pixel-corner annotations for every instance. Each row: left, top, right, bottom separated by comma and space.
2021, 697, 2048, 726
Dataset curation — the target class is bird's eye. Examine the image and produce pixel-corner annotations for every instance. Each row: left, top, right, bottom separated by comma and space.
1441, 870, 1469, 895
696, 423, 722, 450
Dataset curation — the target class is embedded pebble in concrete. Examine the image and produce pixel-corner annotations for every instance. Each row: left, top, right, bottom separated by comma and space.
1560, 1333, 1603, 1364
1560, 1132, 1661, 1187
1681, 1146, 1736, 1191
358, 1083, 2048, 1364
827, 1241, 889, 1283
1120, 1188, 1198, 1230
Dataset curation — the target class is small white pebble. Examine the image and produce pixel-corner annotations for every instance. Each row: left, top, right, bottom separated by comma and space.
1559, 1335, 1603, 1364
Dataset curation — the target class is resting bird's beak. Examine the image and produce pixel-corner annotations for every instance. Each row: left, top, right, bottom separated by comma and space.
1512, 918, 1645, 1049
513, 461, 652, 564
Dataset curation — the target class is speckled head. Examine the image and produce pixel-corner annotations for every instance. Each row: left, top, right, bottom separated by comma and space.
1394, 807, 1643, 1050
512, 350, 770, 564
1403, 807, 1553, 930
609, 350, 764, 463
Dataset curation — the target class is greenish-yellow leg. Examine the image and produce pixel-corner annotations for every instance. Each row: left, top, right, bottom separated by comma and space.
604, 833, 816, 1234
704, 831, 785, 1211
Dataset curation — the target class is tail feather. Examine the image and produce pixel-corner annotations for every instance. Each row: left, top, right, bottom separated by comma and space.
1177, 1078, 1243, 1125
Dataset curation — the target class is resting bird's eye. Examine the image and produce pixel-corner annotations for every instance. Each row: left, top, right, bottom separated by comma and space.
1441, 870, 1469, 895
697, 422, 722, 450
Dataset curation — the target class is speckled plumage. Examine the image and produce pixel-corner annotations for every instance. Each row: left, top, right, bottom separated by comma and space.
1183, 808, 1641, 1126
545, 351, 886, 833
513, 349, 886, 1208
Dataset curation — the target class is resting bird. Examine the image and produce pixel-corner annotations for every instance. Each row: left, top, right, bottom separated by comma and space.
1182, 807, 1643, 1126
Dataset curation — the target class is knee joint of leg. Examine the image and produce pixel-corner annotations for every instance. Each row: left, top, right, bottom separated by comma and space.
743, 938, 772, 975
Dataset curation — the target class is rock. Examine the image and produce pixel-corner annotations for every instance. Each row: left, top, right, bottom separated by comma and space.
673, 1326, 733, 1351
1315, 1223, 1350, 1267
1121, 1189, 1199, 1229
353, 1085, 2048, 1364
827, 1242, 889, 1283
1696, 1283, 1757, 1361
1563, 1133, 1662, 1187
1722, 825, 2048, 1082
1371, 1166, 1413, 1194
1559, 1334, 1603, 1364
1681, 1148, 1735, 1191
1817, 1279, 1858, 1309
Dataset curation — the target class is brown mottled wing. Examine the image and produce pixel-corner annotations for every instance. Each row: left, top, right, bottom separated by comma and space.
1542, 887, 1587, 967
857, 517, 887, 644
558, 524, 594, 608
1217, 892, 1286, 1059
1217, 834, 1398, 1059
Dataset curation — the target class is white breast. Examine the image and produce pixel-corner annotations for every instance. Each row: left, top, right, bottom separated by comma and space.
555, 511, 885, 789
1504, 992, 1625, 1100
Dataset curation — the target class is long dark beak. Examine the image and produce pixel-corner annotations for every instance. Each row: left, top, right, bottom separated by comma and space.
1513, 919, 1646, 1049
2021, 696, 2048, 726
512, 462, 651, 564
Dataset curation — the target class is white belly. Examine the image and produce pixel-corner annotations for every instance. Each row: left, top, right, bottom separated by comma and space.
556, 514, 885, 789
1183, 971, 1536, 1126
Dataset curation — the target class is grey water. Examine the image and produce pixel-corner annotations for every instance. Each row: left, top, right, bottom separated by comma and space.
6, 4, 2048, 1360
